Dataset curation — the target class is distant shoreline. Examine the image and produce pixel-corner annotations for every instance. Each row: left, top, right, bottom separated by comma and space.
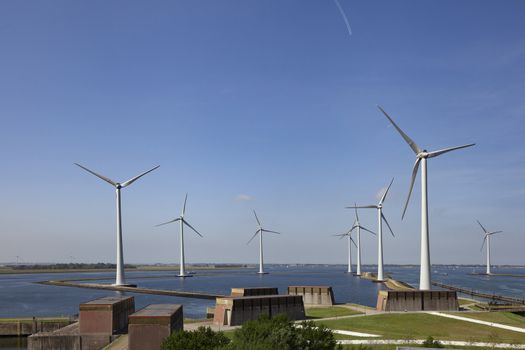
0, 263, 524, 275
0, 264, 256, 275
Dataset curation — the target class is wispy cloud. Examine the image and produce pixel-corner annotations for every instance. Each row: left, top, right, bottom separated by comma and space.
333, 0, 352, 37
235, 194, 253, 202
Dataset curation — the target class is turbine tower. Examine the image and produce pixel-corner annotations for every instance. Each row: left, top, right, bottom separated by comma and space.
156, 194, 203, 277
75, 163, 159, 286
378, 105, 475, 290
349, 204, 375, 276
347, 178, 395, 282
333, 230, 358, 274
247, 210, 280, 274
477, 220, 502, 275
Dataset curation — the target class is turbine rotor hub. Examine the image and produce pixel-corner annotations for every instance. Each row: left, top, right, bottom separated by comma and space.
417, 151, 429, 159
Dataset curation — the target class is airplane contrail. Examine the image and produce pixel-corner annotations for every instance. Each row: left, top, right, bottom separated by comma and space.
333, 0, 352, 37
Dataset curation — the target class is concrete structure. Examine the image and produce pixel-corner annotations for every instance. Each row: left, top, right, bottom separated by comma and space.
79, 296, 135, 335
230, 287, 278, 297
128, 304, 183, 350
287, 286, 335, 306
28, 323, 81, 350
213, 295, 305, 326
376, 290, 459, 311
0, 318, 73, 336
29, 295, 135, 350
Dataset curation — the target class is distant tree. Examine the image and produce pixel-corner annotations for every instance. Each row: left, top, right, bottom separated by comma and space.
160, 326, 229, 350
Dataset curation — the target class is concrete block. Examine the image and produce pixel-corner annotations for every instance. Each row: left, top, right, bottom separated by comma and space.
128, 304, 183, 350
377, 290, 459, 311
79, 295, 135, 336
287, 286, 335, 306
214, 295, 305, 326
231, 287, 279, 297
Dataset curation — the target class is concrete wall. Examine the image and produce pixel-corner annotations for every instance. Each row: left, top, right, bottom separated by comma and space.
0, 319, 72, 336
214, 295, 305, 326
377, 290, 459, 311
128, 304, 183, 350
287, 286, 335, 306
28, 323, 81, 350
230, 287, 279, 297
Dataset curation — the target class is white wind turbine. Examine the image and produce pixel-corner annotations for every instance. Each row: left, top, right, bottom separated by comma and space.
477, 220, 502, 275
75, 163, 159, 286
156, 194, 203, 277
378, 105, 475, 290
349, 204, 376, 276
347, 178, 395, 282
247, 210, 281, 274
333, 229, 357, 274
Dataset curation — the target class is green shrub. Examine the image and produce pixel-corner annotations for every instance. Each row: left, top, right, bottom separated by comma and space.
422, 336, 443, 348
228, 314, 341, 350
160, 326, 230, 350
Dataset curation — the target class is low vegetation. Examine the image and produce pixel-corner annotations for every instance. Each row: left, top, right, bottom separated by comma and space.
161, 315, 341, 350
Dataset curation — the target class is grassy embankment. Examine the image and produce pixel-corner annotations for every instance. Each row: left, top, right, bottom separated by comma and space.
305, 306, 362, 319
316, 312, 525, 343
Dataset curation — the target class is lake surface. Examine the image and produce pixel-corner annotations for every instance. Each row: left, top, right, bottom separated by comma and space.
1, 264, 524, 321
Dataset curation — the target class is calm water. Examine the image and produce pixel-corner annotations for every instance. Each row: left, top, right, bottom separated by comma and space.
1, 265, 524, 321
0, 265, 524, 350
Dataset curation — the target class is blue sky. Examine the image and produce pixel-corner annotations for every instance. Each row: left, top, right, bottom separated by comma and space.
0, 0, 524, 265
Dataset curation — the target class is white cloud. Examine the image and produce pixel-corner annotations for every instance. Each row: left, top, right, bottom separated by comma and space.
235, 194, 253, 202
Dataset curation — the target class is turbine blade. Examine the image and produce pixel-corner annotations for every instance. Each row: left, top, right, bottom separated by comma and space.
262, 229, 281, 235
253, 210, 261, 226
183, 193, 188, 216
489, 231, 503, 235
427, 143, 475, 159
74, 163, 116, 186
247, 230, 260, 244
183, 219, 203, 237
155, 218, 181, 227
346, 205, 377, 209
350, 236, 358, 248
377, 105, 421, 154
360, 226, 376, 236
382, 213, 395, 237
354, 203, 360, 222
476, 220, 488, 234
379, 177, 394, 205
121, 165, 160, 187
480, 236, 487, 251
402, 158, 421, 219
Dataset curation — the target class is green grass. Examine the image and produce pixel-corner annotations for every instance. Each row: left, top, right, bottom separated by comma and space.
305, 306, 362, 319
316, 313, 525, 343
458, 298, 477, 306
446, 311, 525, 328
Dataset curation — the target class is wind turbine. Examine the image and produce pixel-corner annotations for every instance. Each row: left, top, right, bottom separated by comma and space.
333, 230, 357, 274
378, 105, 475, 290
477, 220, 502, 275
247, 210, 280, 274
156, 194, 203, 277
75, 163, 159, 286
347, 178, 395, 281
349, 204, 376, 276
